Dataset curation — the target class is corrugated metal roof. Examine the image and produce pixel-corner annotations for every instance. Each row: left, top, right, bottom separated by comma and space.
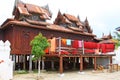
115, 27, 120, 31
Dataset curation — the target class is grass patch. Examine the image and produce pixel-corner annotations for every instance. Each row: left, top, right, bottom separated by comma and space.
33, 69, 38, 73
14, 70, 28, 74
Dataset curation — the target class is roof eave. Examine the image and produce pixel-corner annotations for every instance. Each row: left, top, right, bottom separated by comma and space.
1, 19, 96, 37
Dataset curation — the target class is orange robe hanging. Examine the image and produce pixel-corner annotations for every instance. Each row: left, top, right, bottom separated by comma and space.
50, 37, 56, 52
62, 39, 66, 46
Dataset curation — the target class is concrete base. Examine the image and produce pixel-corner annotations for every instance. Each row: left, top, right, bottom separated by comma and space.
78, 71, 85, 74
58, 73, 65, 77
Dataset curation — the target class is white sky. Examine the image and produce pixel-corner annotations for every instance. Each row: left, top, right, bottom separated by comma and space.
0, 0, 120, 38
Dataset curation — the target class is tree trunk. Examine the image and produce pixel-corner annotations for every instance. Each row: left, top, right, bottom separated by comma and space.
38, 57, 41, 77
42, 59, 45, 70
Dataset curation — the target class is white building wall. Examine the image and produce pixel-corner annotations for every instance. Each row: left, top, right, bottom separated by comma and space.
0, 40, 13, 80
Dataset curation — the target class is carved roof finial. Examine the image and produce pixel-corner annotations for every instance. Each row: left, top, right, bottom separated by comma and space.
77, 15, 81, 22
58, 10, 62, 16
14, 0, 19, 7
102, 33, 104, 37
42, 4, 52, 18
85, 17, 88, 21
108, 32, 112, 39
84, 17, 89, 26
54, 10, 62, 24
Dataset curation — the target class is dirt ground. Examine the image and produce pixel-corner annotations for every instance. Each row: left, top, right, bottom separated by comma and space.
11, 69, 120, 80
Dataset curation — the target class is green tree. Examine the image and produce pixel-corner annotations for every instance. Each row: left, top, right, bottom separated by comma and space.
30, 33, 49, 78
113, 31, 120, 49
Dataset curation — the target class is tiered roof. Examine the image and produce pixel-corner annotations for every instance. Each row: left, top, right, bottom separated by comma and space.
101, 33, 112, 40
1, 1, 96, 37
13, 1, 52, 21
54, 11, 93, 33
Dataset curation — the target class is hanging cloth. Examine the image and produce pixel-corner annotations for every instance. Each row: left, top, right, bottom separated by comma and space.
72, 40, 79, 48
66, 39, 71, 45
62, 38, 66, 46
44, 39, 51, 53
78, 40, 82, 47
50, 37, 56, 52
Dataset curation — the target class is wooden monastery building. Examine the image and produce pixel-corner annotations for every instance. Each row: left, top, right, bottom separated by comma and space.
0, 1, 115, 73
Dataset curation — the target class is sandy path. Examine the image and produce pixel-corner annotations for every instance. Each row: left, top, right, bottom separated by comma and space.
12, 70, 120, 80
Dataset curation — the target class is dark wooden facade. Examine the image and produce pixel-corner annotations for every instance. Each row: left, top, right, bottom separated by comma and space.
2, 1, 115, 72
0, 29, 4, 40
1, 19, 95, 55
0, 1, 96, 55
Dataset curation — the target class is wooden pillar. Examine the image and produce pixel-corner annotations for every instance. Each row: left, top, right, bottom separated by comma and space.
18, 55, 20, 70
51, 61, 55, 70
73, 57, 76, 69
108, 56, 113, 72
80, 55, 83, 72
110, 56, 112, 64
76, 57, 79, 64
89, 57, 93, 67
18, 55, 22, 70
94, 57, 97, 70
29, 54, 32, 72
59, 56, 63, 74
12, 54, 16, 71
23, 54, 26, 70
